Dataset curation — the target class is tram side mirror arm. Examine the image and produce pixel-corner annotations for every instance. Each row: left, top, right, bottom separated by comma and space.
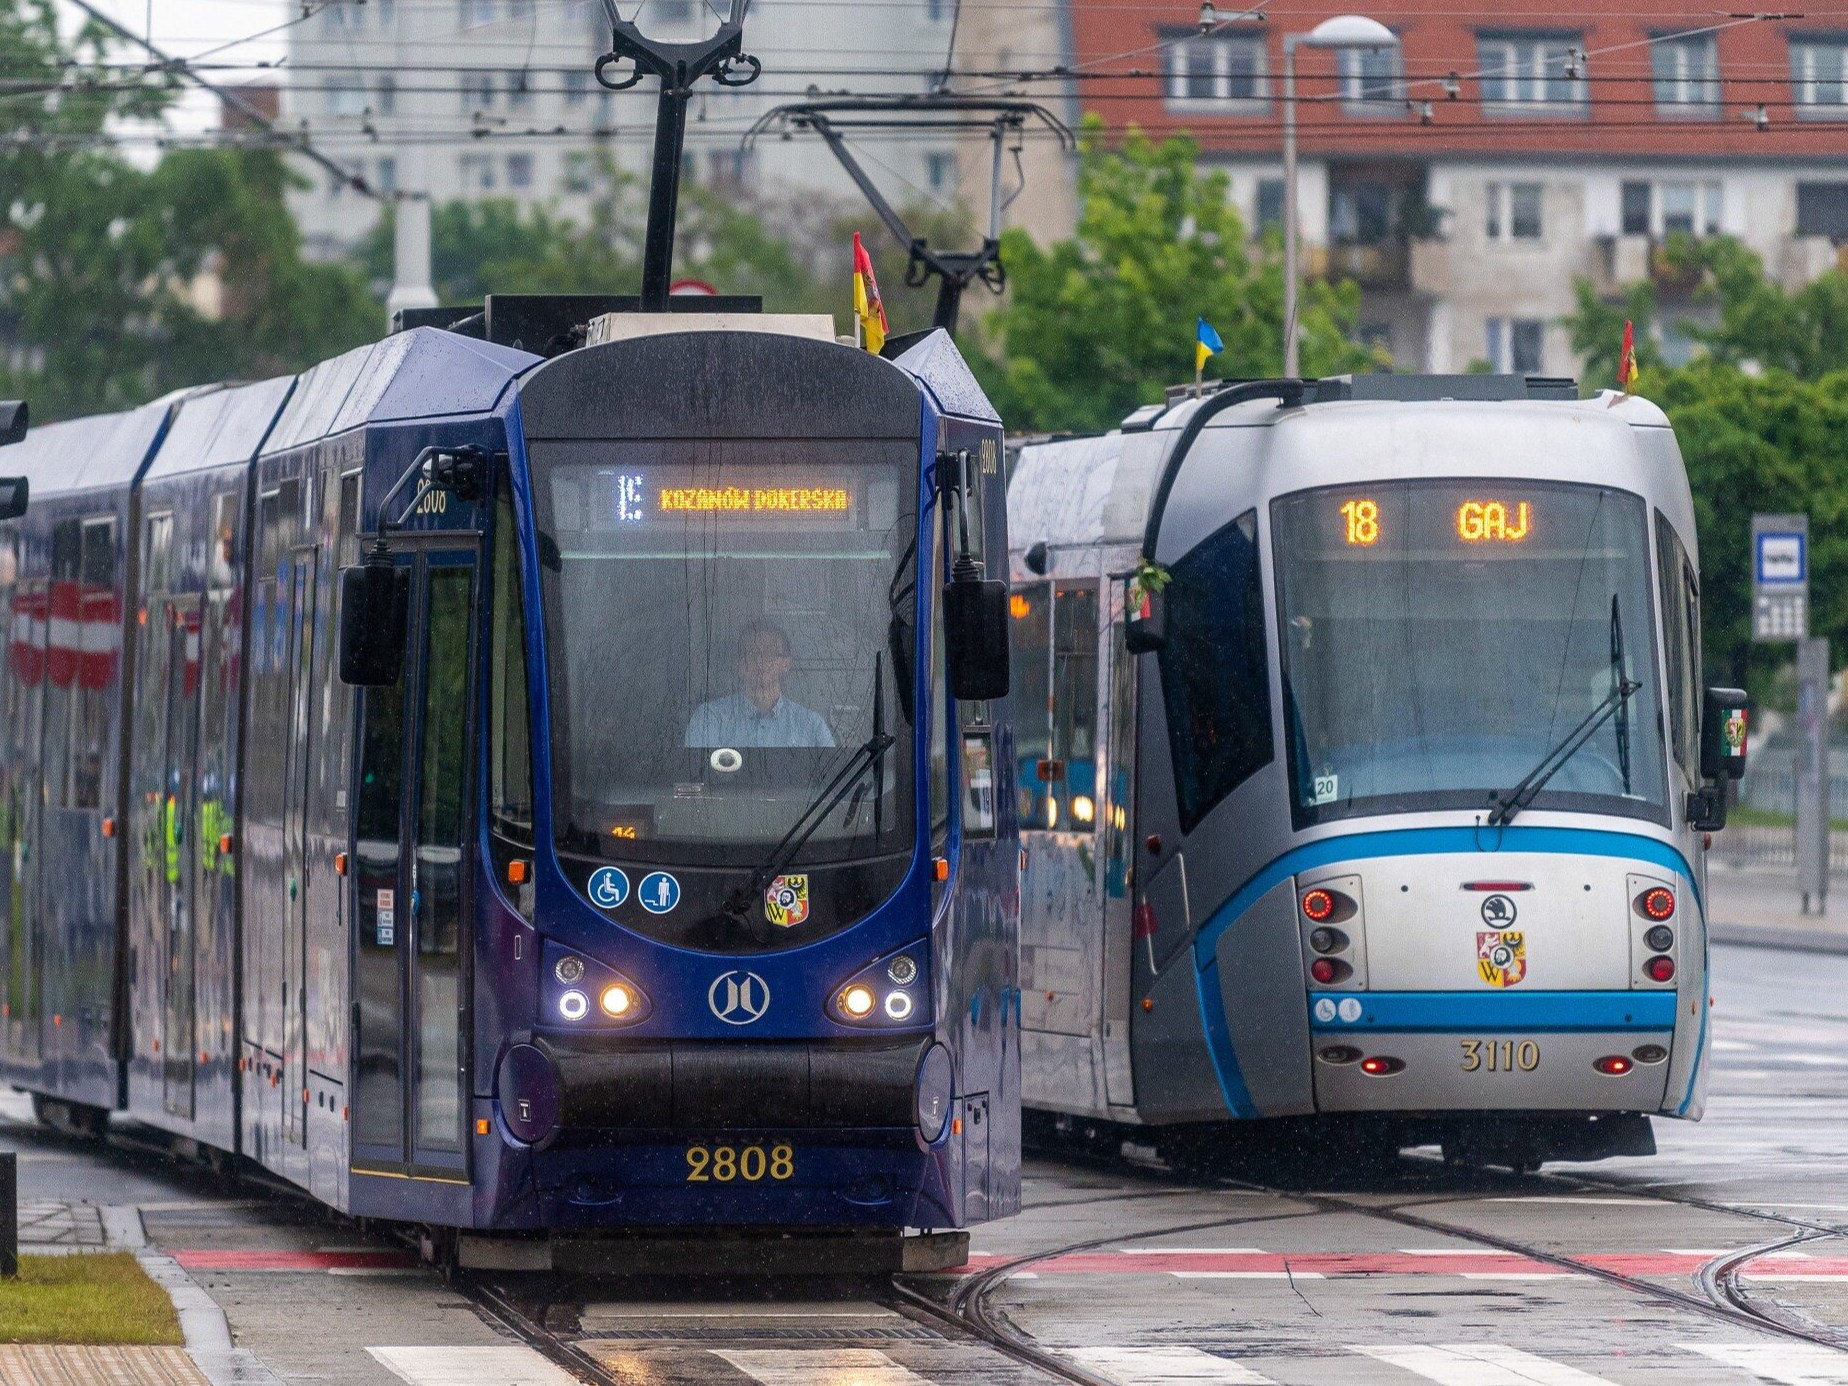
1689, 685, 1750, 832
338, 557, 409, 687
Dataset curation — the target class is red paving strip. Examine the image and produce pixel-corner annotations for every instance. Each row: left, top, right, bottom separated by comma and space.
172, 1249, 418, 1271
949, 1250, 1848, 1279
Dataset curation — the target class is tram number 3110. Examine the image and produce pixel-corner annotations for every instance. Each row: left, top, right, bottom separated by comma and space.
1459, 1039, 1540, 1073
684, 1143, 796, 1182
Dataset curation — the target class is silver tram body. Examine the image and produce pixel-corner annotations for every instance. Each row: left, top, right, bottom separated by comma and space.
1008, 375, 1737, 1163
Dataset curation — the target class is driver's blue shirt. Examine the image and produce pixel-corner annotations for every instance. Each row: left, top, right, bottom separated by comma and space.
685, 694, 835, 749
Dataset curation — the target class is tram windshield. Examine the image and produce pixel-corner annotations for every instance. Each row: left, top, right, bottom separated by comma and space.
531, 440, 920, 868
1270, 479, 1667, 827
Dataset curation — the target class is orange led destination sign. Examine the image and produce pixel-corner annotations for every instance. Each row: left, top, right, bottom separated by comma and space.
1339, 498, 1381, 547
659, 485, 850, 514
1457, 500, 1532, 543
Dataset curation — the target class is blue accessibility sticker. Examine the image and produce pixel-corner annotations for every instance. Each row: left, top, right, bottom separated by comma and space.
586, 866, 630, 910
638, 871, 681, 914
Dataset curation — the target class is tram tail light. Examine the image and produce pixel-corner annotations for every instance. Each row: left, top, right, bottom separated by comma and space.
1644, 925, 1674, 953
1593, 1055, 1634, 1076
1309, 957, 1351, 985
1301, 889, 1336, 921
1643, 955, 1675, 983
1635, 887, 1676, 921
1359, 1056, 1404, 1076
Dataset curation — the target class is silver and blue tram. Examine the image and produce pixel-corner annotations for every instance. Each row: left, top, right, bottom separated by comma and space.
1008, 373, 1747, 1167
0, 306, 1021, 1260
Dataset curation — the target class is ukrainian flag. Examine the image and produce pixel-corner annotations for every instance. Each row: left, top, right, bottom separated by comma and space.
1195, 317, 1224, 373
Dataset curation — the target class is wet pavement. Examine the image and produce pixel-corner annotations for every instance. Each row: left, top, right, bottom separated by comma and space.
11, 940, 1848, 1384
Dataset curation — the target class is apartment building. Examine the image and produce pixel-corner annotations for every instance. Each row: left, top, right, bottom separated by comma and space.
284, 0, 969, 259
1059, 3, 1848, 375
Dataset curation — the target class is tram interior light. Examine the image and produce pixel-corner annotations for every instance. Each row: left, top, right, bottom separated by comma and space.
1071, 794, 1095, 825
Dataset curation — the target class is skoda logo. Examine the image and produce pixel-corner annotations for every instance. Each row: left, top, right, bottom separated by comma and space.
1480, 894, 1518, 927
708, 970, 771, 1025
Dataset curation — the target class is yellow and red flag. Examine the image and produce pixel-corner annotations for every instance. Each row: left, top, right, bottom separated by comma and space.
852, 231, 888, 354
1618, 319, 1640, 394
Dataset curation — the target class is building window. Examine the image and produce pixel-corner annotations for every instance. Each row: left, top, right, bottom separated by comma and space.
376, 155, 397, 195
1478, 33, 1585, 109
563, 152, 597, 194
506, 153, 533, 189
1619, 179, 1721, 237
1652, 33, 1720, 113
459, 154, 496, 193
506, 70, 533, 110
1329, 181, 1396, 244
926, 151, 956, 193
323, 77, 366, 116
1255, 177, 1284, 235
1792, 37, 1848, 114
1338, 40, 1402, 109
461, 71, 494, 110
1797, 182, 1848, 240
563, 68, 590, 105
1486, 181, 1543, 241
376, 75, 396, 116
461, 0, 495, 26
1486, 317, 1545, 374
1163, 32, 1266, 108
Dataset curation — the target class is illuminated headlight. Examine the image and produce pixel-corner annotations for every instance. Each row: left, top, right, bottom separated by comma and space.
600, 983, 634, 1018
842, 985, 876, 1018
884, 990, 914, 1021
558, 990, 589, 1021
829, 946, 929, 1026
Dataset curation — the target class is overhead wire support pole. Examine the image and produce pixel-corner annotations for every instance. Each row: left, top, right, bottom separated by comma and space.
745, 96, 1072, 334
595, 0, 759, 312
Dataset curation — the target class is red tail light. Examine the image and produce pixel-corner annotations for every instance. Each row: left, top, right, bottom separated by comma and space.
1643, 955, 1675, 983
1310, 957, 1339, 984
1636, 887, 1676, 921
1360, 1056, 1404, 1076
1301, 889, 1336, 921
1593, 1055, 1633, 1076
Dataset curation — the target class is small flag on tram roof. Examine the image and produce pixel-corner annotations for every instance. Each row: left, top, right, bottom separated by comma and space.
852, 232, 888, 354
1618, 319, 1640, 393
1195, 316, 1224, 373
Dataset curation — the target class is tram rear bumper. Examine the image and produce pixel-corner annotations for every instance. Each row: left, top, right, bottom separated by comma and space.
1311, 1028, 1673, 1112
497, 1035, 929, 1146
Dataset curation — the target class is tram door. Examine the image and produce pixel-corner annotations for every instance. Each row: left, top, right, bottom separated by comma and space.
8, 579, 45, 1064
351, 548, 474, 1176
161, 599, 203, 1119
281, 548, 318, 1146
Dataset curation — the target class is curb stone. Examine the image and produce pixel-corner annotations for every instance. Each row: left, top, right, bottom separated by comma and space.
134, 1239, 286, 1386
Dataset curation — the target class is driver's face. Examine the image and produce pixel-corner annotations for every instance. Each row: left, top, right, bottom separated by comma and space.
740, 635, 792, 704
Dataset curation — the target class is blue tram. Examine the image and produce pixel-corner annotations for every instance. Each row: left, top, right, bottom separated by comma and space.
0, 309, 1020, 1259
1009, 375, 1747, 1169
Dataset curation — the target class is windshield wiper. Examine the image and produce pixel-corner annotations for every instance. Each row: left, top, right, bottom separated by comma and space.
1610, 593, 1632, 796
1488, 597, 1641, 827
713, 660, 896, 927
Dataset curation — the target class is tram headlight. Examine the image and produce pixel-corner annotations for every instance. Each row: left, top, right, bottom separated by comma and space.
842, 984, 876, 1018
554, 956, 585, 984
600, 983, 634, 1018
558, 990, 589, 1021
828, 945, 930, 1027
884, 990, 914, 1021
887, 955, 919, 985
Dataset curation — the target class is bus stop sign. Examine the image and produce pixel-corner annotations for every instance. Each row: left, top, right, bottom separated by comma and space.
1752, 512, 1808, 642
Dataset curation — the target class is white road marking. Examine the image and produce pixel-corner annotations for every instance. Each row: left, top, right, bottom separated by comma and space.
1068, 1345, 1280, 1384
1457, 1273, 1570, 1280
1350, 1344, 1618, 1384
1396, 1249, 1508, 1256
1124, 1247, 1269, 1254
367, 1346, 578, 1386
1486, 1197, 1656, 1206
1683, 1342, 1848, 1384
1170, 1271, 1325, 1279
715, 1348, 936, 1384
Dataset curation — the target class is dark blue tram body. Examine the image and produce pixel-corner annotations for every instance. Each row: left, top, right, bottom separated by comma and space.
0, 321, 1021, 1238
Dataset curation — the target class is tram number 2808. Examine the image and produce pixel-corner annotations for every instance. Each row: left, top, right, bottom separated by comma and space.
1459, 1039, 1540, 1073
684, 1143, 796, 1182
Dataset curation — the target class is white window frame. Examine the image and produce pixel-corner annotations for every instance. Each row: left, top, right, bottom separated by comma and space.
1792, 37, 1848, 116
1485, 316, 1546, 374
459, 153, 496, 193
1485, 181, 1543, 242
1653, 33, 1720, 113
1478, 34, 1586, 110
1164, 32, 1268, 110
1338, 41, 1403, 109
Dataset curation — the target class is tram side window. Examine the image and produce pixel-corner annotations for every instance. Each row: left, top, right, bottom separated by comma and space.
1009, 581, 1051, 828
41, 520, 79, 807
1159, 510, 1273, 833
1050, 583, 1099, 832
207, 494, 237, 591
69, 518, 115, 810
1654, 515, 1700, 782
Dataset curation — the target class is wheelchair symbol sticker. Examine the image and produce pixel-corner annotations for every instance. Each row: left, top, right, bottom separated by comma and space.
586, 867, 629, 910
639, 871, 681, 914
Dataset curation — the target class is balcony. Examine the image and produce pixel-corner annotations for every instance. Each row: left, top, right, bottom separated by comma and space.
1312, 240, 1412, 292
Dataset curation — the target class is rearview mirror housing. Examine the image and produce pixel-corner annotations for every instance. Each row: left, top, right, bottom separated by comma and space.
0, 476, 25, 522
1125, 584, 1166, 654
1700, 686, 1750, 782
0, 401, 26, 447
338, 563, 409, 686
944, 575, 1010, 702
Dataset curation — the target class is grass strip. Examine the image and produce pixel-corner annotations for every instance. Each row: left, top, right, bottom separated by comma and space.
0, 1252, 182, 1345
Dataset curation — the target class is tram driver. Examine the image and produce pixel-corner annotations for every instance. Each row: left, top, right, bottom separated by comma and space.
685, 618, 836, 749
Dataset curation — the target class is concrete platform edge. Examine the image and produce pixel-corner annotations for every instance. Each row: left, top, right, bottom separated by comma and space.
135, 1248, 285, 1386
1711, 922, 1848, 956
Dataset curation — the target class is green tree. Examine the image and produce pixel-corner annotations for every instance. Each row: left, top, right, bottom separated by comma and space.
969, 122, 1373, 435
0, 0, 378, 420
